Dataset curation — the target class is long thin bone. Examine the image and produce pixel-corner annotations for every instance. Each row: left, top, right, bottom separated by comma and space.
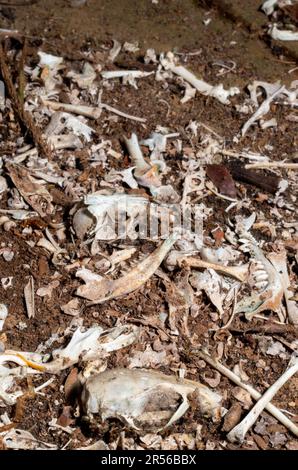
102, 103, 146, 123
245, 162, 298, 170
176, 255, 248, 282
0, 29, 19, 37
41, 99, 146, 123
123, 133, 151, 176
101, 70, 153, 79
227, 355, 298, 443
194, 350, 298, 437
269, 25, 298, 41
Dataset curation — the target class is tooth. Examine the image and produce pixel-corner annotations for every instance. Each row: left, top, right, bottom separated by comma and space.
254, 273, 269, 282
255, 281, 268, 290
239, 238, 251, 244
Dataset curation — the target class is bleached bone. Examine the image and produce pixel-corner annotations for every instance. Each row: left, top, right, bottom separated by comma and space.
0, 353, 43, 371
260, 117, 277, 129
106, 247, 137, 274
47, 324, 139, 372
123, 133, 162, 188
196, 350, 298, 437
235, 234, 284, 319
81, 368, 223, 430
101, 70, 153, 79
108, 39, 121, 62
261, 0, 279, 16
48, 134, 84, 150
167, 252, 248, 282
248, 80, 282, 106
41, 99, 146, 123
141, 131, 179, 161
0, 304, 8, 331
242, 85, 285, 136
14, 135, 83, 163
124, 133, 151, 175
34, 377, 55, 393
221, 149, 269, 162
38, 51, 63, 69
102, 101, 146, 122
269, 24, 298, 41
0, 324, 139, 375
161, 52, 240, 105
0, 29, 19, 37
268, 251, 298, 325
44, 111, 94, 141
245, 162, 298, 170
76, 232, 179, 304
24, 276, 35, 319
227, 354, 298, 443
181, 81, 196, 103
82, 192, 150, 240
6, 163, 54, 217
0, 375, 21, 405
0, 176, 7, 197
1, 428, 57, 450
67, 62, 96, 89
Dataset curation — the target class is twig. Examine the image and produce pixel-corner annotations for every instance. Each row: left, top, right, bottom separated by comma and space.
18, 38, 27, 105
227, 355, 298, 443
0, 42, 52, 159
193, 349, 298, 437
245, 162, 298, 170
42, 99, 146, 123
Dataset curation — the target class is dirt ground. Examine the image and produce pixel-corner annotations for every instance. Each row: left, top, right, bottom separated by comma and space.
0, 0, 297, 451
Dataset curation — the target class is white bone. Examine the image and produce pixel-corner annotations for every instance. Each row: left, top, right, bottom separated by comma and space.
242, 85, 285, 136
269, 24, 298, 41
261, 0, 279, 16
101, 70, 153, 79
41, 99, 146, 123
196, 350, 298, 437
161, 52, 239, 105
227, 354, 298, 443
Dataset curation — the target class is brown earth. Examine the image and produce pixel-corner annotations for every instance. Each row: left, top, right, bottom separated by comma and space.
0, 0, 297, 452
